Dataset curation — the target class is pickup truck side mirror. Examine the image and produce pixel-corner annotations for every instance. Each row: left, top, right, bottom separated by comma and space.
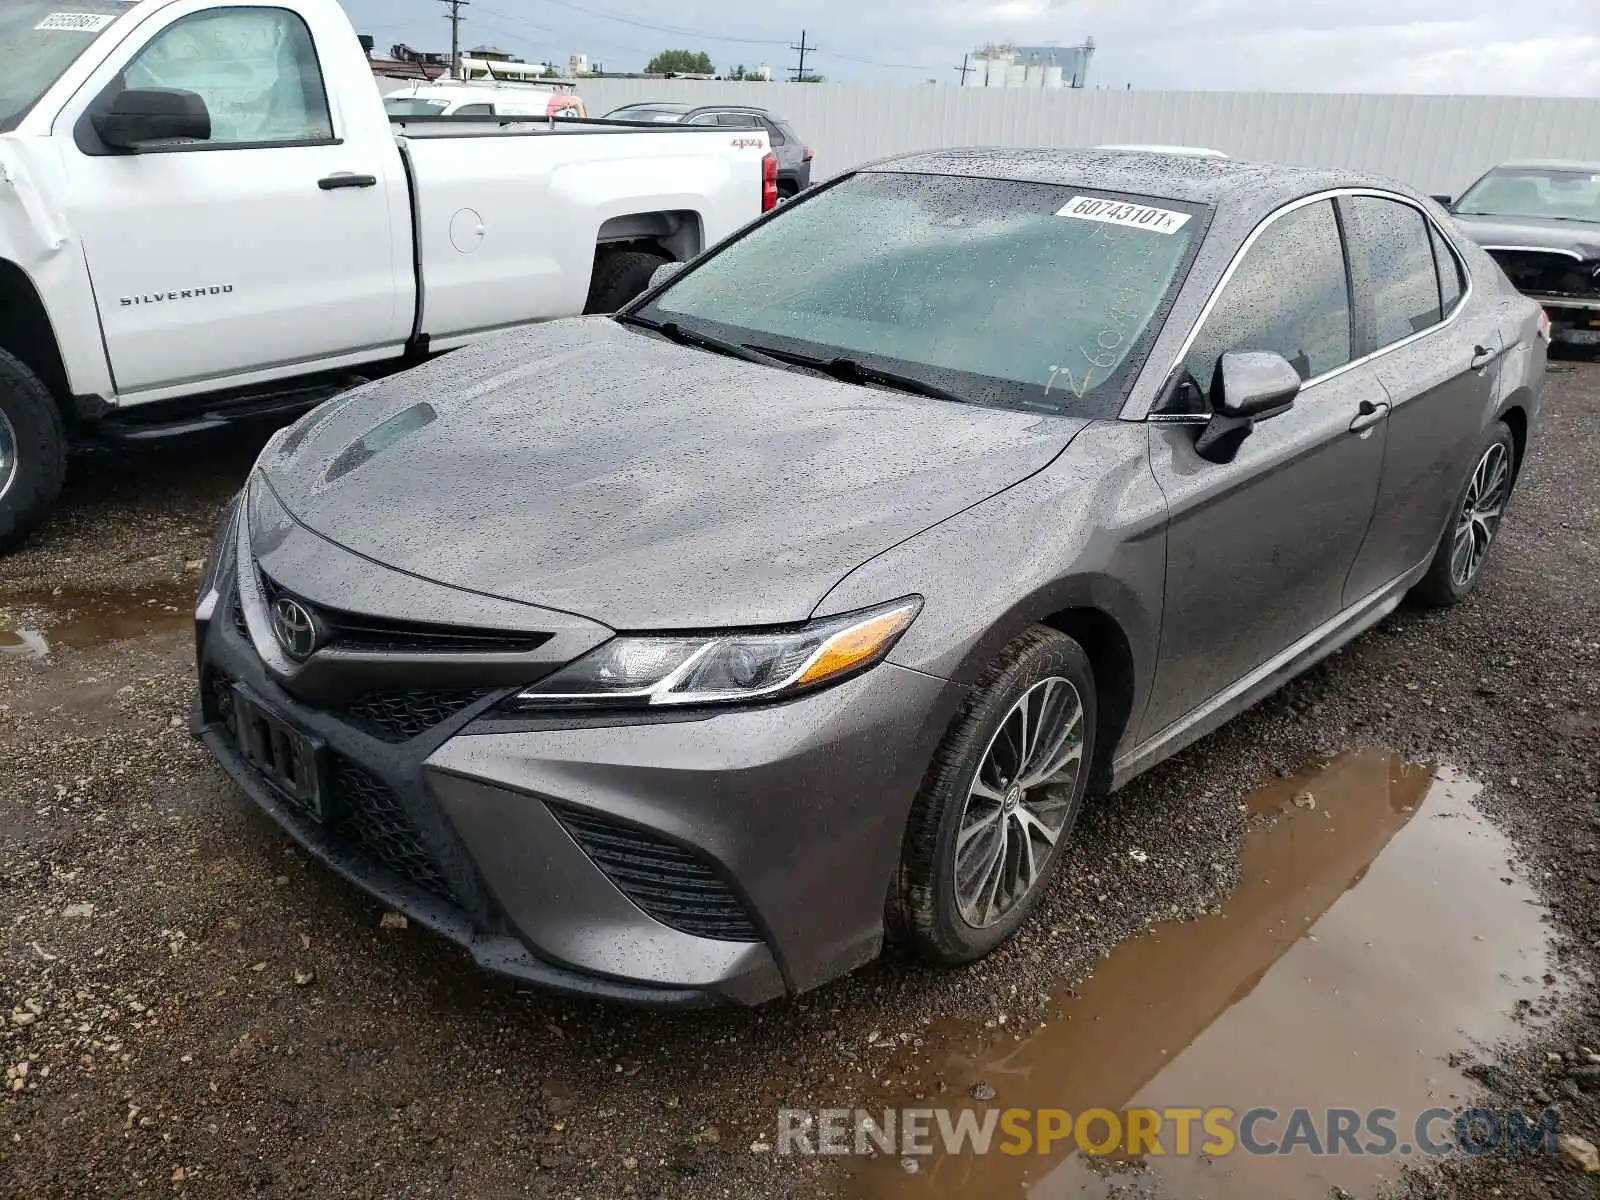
92, 88, 211, 152
1194, 350, 1301, 463
649, 261, 685, 289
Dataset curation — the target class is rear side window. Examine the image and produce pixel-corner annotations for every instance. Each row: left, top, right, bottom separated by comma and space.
763, 118, 786, 146
715, 112, 758, 128
1342, 196, 1443, 349
1183, 198, 1352, 388
453, 103, 493, 116
1429, 222, 1465, 316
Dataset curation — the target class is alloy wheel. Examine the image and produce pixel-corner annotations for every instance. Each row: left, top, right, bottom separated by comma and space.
0, 407, 17, 504
1449, 441, 1511, 588
953, 676, 1086, 928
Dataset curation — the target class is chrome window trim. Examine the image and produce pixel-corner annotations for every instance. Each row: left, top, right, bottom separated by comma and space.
1478, 244, 1585, 260
1121, 186, 1475, 420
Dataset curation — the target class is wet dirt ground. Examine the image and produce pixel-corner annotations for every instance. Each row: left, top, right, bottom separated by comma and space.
1, 366, 1598, 1199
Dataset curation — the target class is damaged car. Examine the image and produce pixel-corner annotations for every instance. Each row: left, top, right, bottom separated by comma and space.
1444, 159, 1600, 348
193, 150, 1547, 1006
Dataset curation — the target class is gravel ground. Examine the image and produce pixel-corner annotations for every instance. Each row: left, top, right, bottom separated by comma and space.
0, 366, 1597, 1199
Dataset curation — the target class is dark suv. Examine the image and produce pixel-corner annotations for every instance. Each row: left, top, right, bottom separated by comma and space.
603, 102, 813, 198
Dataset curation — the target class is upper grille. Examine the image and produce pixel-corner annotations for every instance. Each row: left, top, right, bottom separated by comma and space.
257, 572, 549, 656
341, 688, 497, 742
1487, 249, 1600, 299
556, 809, 760, 942
329, 755, 461, 907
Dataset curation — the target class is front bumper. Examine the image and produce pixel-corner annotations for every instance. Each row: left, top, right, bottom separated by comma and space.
193, 561, 957, 1005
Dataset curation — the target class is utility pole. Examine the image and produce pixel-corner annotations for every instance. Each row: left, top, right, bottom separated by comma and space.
788, 29, 816, 81
440, 0, 468, 79
954, 52, 972, 86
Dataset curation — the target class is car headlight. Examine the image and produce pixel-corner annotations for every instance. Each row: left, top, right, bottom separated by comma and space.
507, 598, 921, 711
196, 492, 241, 608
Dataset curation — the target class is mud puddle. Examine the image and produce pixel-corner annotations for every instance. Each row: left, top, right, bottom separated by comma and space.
849, 751, 1558, 1199
0, 581, 195, 660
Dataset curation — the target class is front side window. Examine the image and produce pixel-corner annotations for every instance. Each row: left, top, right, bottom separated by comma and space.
1455, 166, 1600, 224
1343, 196, 1443, 349
641, 172, 1204, 416
1183, 199, 1352, 390
0, 0, 130, 131
119, 7, 332, 145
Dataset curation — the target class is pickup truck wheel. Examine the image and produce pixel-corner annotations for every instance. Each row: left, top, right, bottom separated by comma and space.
584, 249, 670, 314
0, 349, 67, 554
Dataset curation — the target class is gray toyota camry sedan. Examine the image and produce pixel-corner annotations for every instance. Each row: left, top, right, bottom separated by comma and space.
193, 149, 1546, 1006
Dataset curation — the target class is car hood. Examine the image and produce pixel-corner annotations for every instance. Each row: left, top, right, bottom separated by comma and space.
258, 319, 1083, 629
1450, 213, 1600, 259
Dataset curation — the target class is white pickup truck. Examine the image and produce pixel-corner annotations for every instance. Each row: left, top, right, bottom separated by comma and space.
0, 0, 775, 549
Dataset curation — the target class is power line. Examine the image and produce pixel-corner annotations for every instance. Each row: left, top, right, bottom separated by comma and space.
439, 0, 468, 77
788, 28, 816, 80
532, 0, 788, 45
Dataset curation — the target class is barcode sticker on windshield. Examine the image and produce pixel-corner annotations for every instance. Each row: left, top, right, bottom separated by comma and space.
1056, 195, 1191, 234
35, 11, 116, 30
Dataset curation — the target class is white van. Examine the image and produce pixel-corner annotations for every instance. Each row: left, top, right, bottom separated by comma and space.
383, 78, 588, 120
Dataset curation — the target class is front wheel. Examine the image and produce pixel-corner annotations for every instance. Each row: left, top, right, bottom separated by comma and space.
1412, 420, 1517, 607
0, 348, 67, 554
889, 626, 1097, 964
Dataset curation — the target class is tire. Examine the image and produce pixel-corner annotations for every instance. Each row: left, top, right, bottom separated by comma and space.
0, 348, 68, 555
1411, 420, 1517, 608
889, 626, 1097, 965
583, 248, 670, 314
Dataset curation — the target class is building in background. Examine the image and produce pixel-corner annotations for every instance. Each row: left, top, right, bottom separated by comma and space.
965, 39, 1094, 89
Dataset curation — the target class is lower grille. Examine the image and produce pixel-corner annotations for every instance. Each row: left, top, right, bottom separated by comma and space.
556, 809, 760, 942
341, 688, 496, 742
329, 755, 461, 907
1487, 249, 1600, 298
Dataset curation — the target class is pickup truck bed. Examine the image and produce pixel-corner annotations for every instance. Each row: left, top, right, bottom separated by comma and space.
0, 0, 772, 549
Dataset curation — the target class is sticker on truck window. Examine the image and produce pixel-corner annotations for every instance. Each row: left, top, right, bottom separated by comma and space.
34, 11, 117, 30
1056, 195, 1191, 234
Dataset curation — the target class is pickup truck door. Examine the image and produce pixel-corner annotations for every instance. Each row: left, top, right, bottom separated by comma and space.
51, 1, 411, 399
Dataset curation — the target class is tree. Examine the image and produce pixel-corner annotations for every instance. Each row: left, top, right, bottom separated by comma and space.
646, 49, 714, 75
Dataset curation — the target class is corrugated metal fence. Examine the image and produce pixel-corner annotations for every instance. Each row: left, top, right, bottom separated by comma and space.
574, 80, 1600, 196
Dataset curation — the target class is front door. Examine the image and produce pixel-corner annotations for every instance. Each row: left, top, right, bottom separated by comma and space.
1143, 197, 1388, 737
55, 2, 408, 398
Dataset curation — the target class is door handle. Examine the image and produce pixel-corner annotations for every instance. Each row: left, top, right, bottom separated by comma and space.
1470, 344, 1497, 370
1348, 399, 1390, 433
318, 173, 377, 191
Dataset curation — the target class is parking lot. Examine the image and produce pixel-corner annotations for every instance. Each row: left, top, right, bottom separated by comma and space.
0, 358, 1595, 1197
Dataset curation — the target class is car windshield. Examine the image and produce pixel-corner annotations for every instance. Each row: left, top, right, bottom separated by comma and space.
384, 97, 449, 116
0, 0, 131, 131
1456, 167, 1600, 224
636, 171, 1204, 415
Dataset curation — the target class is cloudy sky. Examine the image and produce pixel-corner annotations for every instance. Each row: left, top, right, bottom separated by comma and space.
339, 0, 1600, 95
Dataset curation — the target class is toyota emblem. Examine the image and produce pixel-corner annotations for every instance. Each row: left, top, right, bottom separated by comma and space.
271, 596, 320, 660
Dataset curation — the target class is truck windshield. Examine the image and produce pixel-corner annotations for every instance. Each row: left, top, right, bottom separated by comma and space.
637, 171, 1204, 416
0, 0, 131, 131
1456, 166, 1600, 224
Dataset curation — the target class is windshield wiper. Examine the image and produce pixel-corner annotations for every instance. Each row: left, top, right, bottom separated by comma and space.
616, 313, 778, 367
748, 346, 972, 405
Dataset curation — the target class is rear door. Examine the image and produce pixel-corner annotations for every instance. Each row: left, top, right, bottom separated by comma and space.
1341, 195, 1504, 599
1143, 197, 1390, 735
55, 1, 410, 398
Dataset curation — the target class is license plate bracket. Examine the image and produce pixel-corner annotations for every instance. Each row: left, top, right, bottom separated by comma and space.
230, 685, 329, 821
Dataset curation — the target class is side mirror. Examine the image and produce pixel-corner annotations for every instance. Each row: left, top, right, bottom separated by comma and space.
1195, 350, 1300, 463
92, 88, 210, 151
1430, 193, 1453, 208
649, 261, 685, 289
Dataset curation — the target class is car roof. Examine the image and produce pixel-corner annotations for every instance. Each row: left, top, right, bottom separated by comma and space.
858, 147, 1419, 223
611, 101, 773, 116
